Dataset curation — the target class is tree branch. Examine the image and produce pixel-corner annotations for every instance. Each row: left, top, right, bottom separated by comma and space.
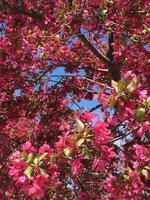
89, 104, 102, 113
34, 62, 108, 84
63, 63, 108, 72
106, 31, 121, 81
1, 0, 44, 20
106, 31, 114, 61
78, 31, 121, 81
78, 33, 110, 64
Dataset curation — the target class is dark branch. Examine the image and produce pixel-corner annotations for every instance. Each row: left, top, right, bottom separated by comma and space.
1, 0, 44, 20
106, 32, 121, 81
34, 62, 108, 83
106, 31, 114, 61
78, 31, 121, 81
78, 33, 110, 64
89, 104, 102, 113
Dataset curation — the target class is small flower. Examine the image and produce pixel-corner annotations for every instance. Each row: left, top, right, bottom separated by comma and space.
71, 157, 83, 175
22, 141, 35, 153
92, 157, 106, 173
38, 144, 53, 154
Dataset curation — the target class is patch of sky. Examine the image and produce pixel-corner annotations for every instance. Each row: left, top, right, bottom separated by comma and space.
38, 65, 103, 118
100, 32, 108, 42
80, 28, 89, 36
13, 89, 22, 97
67, 28, 89, 48
0, 22, 6, 37
45, 66, 104, 115
125, 38, 150, 50
107, 107, 115, 115
125, 38, 132, 45
144, 43, 150, 51
67, 27, 108, 50
47, 66, 85, 87
70, 98, 103, 120
65, 177, 78, 191
114, 122, 133, 147
67, 36, 78, 48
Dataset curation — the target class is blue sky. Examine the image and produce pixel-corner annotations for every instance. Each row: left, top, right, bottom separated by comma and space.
47, 66, 102, 118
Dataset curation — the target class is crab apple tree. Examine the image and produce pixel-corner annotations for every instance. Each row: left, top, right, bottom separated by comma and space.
0, 0, 150, 199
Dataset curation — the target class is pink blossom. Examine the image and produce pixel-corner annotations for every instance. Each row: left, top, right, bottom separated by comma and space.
22, 141, 35, 153
133, 144, 150, 162
55, 132, 69, 150
35, 174, 49, 188
105, 174, 117, 195
139, 90, 148, 100
9, 161, 27, 177
137, 121, 150, 137
27, 184, 44, 198
99, 94, 108, 107
82, 111, 98, 122
38, 144, 54, 154
101, 145, 116, 161
12, 151, 20, 158
16, 176, 27, 186
92, 157, 106, 173
93, 120, 111, 144
124, 71, 135, 79
71, 157, 83, 175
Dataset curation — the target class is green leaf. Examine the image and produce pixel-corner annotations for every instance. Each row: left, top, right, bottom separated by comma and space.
24, 166, 33, 179
145, 96, 150, 108
142, 169, 148, 178
39, 152, 48, 161
127, 81, 136, 92
108, 96, 116, 109
111, 80, 118, 91
123, 174, 130, 180
86, 132, 93, 139
39, 167, 46, 175
82, 145, 92, 160
77, 138, 85, 147
33, 157, 39, 165
83, 128, 92, 137
39, 52, 46, 59
26, 153, 33, 163
64, 147, 73, 159
126, 166, 132, 173
84, 129, 93, 139
21, 151, 28, 160
75, 119, 85, 132
144, 166, 150, 170
50, 155, 55, 165
135, 108, 145, 122
86, 138, 92, 142
117, 80, 124, 93
127, 77, 140, 92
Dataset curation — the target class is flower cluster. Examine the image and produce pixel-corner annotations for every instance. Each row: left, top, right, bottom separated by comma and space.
105, 170, 146, 200
104, 72, 150, 137
1, 0, 150, 198
9, 142, 57, 198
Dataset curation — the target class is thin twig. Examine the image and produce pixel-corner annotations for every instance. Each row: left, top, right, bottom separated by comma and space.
89, 104, 102, 113
78, 33, 110, 64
